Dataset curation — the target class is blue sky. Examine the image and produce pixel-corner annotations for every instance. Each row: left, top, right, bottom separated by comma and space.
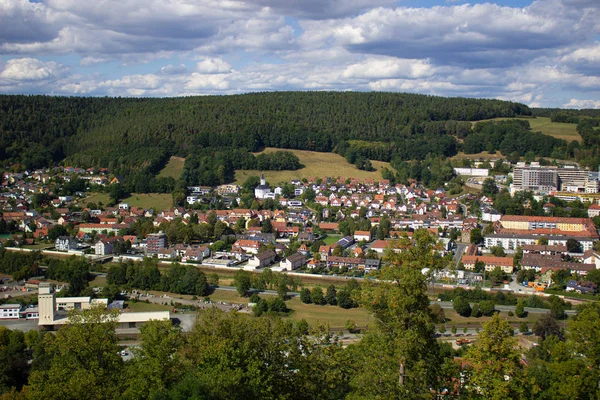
0, 0, 599, 108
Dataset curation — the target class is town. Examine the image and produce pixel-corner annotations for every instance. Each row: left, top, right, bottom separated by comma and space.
2, 158, 600, 311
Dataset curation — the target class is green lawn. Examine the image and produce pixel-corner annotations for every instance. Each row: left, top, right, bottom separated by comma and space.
125, 301, 172, 312
22, 243, 54, 250
122, 193, 172, 211
234, 148, 393, 185
158, 156, 185, 180
81, 192, 111, 207
324, 235, 342, 245
472, 116, 581, 142
89, 275, 107, 288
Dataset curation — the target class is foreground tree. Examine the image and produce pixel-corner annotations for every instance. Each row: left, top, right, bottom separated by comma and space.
350, 229, 451, 398
123, 320, 184, 399
181, 308, 350, 399
464, 314, 524, 399
26, 306, 124, 400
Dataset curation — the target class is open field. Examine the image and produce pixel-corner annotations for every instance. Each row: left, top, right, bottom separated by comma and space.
442, 309, 544, 327
234, 148, 393, 184
122, 193, 172, 211
81, 192, 111, 207
157, 156, 185, 180
205, 289, 371, 328
285, 297, 374, 328
472, 116, 581, 142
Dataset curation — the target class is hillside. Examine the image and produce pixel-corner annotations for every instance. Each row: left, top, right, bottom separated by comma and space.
472, 116, 581, 142
6, 92, 587, 193
0, 92, 532, 171
234, 148, 393, 184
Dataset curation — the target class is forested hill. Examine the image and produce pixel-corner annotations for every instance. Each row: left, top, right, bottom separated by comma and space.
0, 92, 530, 168
0, 92, 550, 189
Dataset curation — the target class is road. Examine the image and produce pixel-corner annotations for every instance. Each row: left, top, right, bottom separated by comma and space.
453, 243, 468, 268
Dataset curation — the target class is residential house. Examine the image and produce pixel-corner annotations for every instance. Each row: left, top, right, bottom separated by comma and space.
247, 250, 277, 268
354, 230, 372, 242
55, 236, 78, 251
232, 239, 261, 254
182, 246, 210, 263
157, 248, 177, 260
280, 253, 306, 270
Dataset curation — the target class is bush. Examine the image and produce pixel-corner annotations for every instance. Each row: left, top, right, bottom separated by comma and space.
479, 300, 496, 316
453, 296, 472, 317
249, 293, 261, 304
471, 303, 482, 318
508, 311, 514, 317
300, 288, 312, 304
515, 300, 527, 318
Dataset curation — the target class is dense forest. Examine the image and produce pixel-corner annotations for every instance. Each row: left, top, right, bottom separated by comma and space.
0, 92, 531, 185
5, 92, 600, 189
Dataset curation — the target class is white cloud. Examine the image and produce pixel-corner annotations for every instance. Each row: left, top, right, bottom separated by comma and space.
195, 58, 232, 74
563, 99, 600, 109
341, 57, 435, 79
0, 58, 67, 81
0, 0, 598, 107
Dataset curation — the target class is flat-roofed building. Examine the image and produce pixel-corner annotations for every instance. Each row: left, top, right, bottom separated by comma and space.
38, 283, 170, 331
0, 304, 21, 319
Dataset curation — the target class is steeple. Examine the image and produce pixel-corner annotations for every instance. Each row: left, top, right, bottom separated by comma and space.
260, 173, 266, 185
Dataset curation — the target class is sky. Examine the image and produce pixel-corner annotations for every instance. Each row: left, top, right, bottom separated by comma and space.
0, 0, 599, 108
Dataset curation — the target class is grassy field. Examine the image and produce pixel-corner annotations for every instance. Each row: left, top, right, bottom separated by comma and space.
324, 235, 342, 245
473, 116, 581, 142
125, 301, 172, 312
122, 193, 172, 211
234, 148, 393, 185
285, 297, 374, 329
81, 192, 111, 207
23, 243, 54, 250
158, 156, 185, 180
206, 289, 372, 329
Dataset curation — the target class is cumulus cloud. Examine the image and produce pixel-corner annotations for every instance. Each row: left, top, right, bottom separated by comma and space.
195, 59, 232, 74
563, 99, 600, 109
0, 58, 67, 81
299, 1, 598, 67
341, 57, 435, 79
0, 0, 598, 107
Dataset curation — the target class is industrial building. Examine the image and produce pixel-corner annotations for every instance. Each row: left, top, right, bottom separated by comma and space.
38, 283, 170, 331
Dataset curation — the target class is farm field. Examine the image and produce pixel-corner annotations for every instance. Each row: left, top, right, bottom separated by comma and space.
234, 148, 393, 185
473, 116, 581, 142
122, 193, 172, 211
157, 156, 185, 179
